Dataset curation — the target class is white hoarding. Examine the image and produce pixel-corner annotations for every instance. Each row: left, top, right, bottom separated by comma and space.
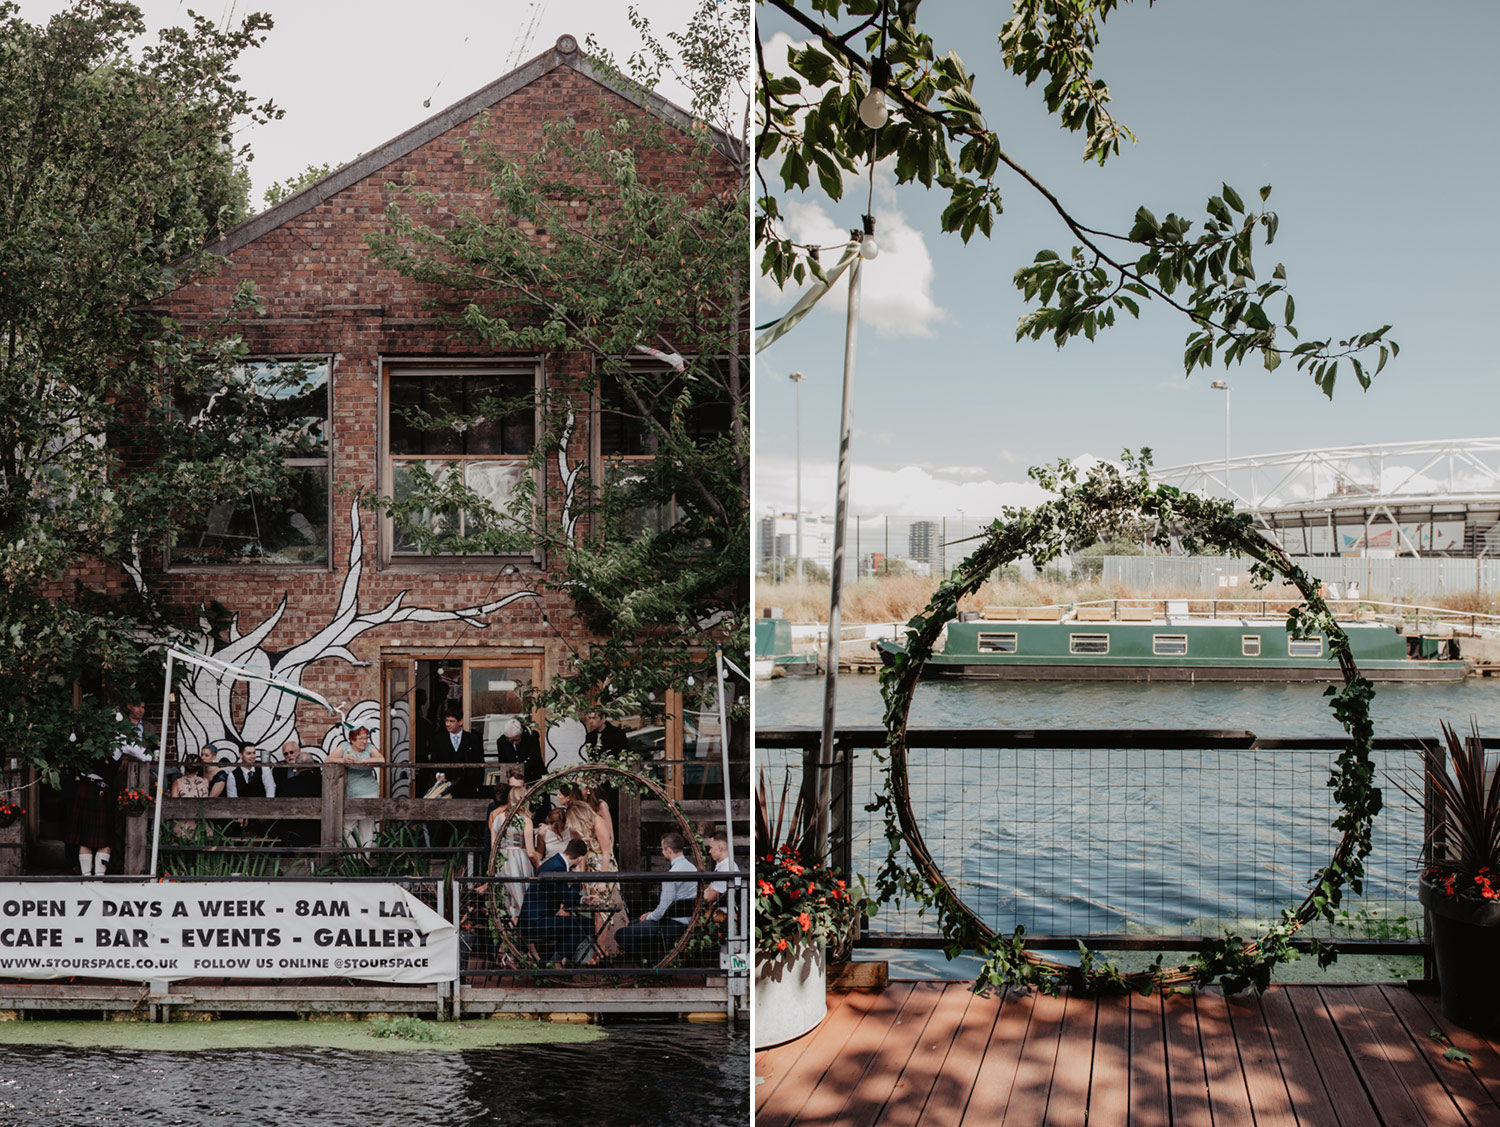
0, 882, 456, 984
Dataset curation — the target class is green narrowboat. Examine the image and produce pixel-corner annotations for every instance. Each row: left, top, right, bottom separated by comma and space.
877, 609, 1468, 682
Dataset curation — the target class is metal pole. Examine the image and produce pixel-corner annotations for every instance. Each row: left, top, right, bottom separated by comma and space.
790, 371, 805, 585
1211, 379, 1231, 501
149, 651, 174, 878
818, 245, 864, 858
714, 649, 737, 964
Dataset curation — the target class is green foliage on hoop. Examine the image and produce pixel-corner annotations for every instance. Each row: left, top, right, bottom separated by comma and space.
873, 452, 1381, 995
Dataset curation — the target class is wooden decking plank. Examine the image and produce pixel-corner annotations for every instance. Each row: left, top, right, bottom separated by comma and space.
1254, 984, 1350, 1127
959, 988, 1037, 1124
874, 982, 986, 1126
1315, 986, 1427, 1127
1084, 987, 1133, 1127
1162, 990, 1213, 1127
755, 990, 856, 1109
757, 984, 915, 1127
1194, 989, 1256, 1126
832, 980, 948, 1125
1222, 991, 1298, 1127
1326, 985, 1470, 1127
1126, 990, 1170, 1126
1001, 988, 1069, 1127
1042, 991, 1098, 1127
1410, 988, 1500, 1107
783, 982, 923, 1127
1377, 984, 1500, 1127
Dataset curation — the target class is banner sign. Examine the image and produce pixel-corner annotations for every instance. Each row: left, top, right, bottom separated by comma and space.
0, 882, 457, 985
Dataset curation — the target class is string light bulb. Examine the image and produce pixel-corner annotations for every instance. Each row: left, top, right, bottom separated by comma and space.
858, 59, 892, 129
859, 214, 878, 260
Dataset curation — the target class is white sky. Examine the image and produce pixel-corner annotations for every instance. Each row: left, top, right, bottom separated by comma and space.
21, 0, 712, 206
754, 1, 1500, 525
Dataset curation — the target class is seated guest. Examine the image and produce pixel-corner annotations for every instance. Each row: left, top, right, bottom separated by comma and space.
204, 748, 229, 798
168, 754, 211, 840
272, 740, 301, 793
703, 831, 737, 906
617, 832, 697, 964
276, 750, 323, 850
518, 838, 592, 965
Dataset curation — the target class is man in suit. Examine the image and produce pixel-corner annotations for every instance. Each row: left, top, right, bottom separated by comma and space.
496, 717, 546, 787
518, 838, 592, 964
437, 706, 485, 800
225, 744, 276, 798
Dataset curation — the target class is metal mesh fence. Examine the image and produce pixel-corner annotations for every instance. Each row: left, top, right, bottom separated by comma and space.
758, 731, 1427, 947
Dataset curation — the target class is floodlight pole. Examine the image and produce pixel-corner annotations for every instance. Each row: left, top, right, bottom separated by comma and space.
1211, 379, 1231, 501
790, 370, 806, 584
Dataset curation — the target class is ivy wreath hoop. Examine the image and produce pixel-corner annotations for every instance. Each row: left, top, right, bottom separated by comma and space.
873, 455, 1381, 995
483, 761, 711, 970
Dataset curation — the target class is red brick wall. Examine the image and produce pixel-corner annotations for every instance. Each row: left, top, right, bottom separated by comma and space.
139, 63, 735, 750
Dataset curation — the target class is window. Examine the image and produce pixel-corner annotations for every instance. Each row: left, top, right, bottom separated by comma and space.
977, 632, 1018, 653
1069, 634, 1110, 655
171, 357, 330, 566
596, 366, 733, 540
383, 363, 538, 558
1152, 635, 1188, 656
1288, 636, 1324, 658
1242, 635, 1262, 656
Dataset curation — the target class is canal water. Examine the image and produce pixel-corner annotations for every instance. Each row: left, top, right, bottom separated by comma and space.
757, 675, 1500, 939
0, 1024, 750, 1126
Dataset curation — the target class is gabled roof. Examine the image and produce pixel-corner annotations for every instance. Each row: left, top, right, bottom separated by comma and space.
206, 34, 741, 258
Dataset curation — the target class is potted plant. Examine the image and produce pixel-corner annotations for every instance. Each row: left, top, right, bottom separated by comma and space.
754, 771, 864, 1048
1418, 720, 1500, 1034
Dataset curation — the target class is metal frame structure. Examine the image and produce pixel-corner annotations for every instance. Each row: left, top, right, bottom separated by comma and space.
1153, 437, 1500, 557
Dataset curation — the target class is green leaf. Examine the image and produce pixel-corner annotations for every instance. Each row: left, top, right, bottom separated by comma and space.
1444, 1047, 1474, 1063
1263, 348, 1281, 372
1222, 183, 1245, 212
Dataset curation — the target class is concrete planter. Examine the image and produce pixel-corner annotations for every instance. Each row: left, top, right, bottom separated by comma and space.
754, 945, 826, 1049
1420, 876, 1500, 1035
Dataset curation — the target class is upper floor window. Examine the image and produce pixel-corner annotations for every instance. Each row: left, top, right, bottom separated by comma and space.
170, 357, 330, 567
595, 366, 732, 541
382, 363, 539, 559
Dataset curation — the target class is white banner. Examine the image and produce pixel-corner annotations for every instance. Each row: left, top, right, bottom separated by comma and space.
0, 882, 456, 985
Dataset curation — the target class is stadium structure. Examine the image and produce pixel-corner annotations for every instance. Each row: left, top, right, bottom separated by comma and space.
1151, 438, 1500, 558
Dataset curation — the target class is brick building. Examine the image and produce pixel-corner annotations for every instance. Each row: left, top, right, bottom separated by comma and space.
141, 36, 744, 807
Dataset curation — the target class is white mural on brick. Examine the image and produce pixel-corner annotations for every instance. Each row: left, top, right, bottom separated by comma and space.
173, 500, 539, 767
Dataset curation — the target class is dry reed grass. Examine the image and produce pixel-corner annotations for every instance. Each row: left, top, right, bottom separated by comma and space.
756, 574, 1498, 625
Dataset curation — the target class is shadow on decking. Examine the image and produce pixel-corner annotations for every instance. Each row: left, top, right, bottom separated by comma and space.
755, 980, 1500, 1125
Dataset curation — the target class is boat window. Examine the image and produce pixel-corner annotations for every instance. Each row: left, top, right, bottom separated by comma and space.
1152, 635, 1188, 656
1242, 635, 1261, 657
1069, 634, 1110, 655
977, 632, 1018, 654
1288, 636, 1324, 658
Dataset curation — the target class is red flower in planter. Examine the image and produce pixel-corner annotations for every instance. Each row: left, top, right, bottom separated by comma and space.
797, 912, 811, 931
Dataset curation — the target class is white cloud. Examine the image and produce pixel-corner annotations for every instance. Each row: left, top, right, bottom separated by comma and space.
756, 455, 1049, 520
755, 34, 945, 338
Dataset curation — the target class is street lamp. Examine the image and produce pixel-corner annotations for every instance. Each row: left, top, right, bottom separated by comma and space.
1210, 380, 1231, 502
789, 371, 806, 584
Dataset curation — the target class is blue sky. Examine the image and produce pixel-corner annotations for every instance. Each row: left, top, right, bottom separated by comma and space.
754, 1, 1500, 524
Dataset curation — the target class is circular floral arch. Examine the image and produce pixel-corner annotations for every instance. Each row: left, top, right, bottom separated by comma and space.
874, 457, 1381, 993
484, 761, 710, 970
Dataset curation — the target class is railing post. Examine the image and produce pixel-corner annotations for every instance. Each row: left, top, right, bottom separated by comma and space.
123, 759, 149, 874
322, 763, 345, 850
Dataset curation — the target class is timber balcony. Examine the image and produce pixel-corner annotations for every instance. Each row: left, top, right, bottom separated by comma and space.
755, 725, 1500, 1125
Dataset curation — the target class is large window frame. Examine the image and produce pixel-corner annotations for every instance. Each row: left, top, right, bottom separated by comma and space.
168, 355, 333, 570
592, 362, 733, 542
379, 359, 543, 566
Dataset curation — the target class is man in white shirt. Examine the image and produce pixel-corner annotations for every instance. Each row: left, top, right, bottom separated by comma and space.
225, 744, 277, 798
704, 831, 736, 905
618, 832, 698, 963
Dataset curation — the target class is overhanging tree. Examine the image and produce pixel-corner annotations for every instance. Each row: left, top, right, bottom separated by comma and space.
367, 0, 751, 729
0, 0, 285, 781
757, 0, 1397, 391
